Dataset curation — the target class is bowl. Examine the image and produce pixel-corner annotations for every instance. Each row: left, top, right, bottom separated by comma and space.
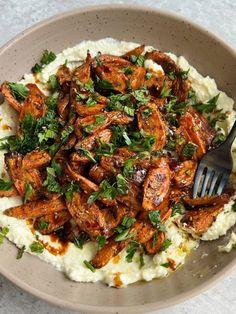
0, 4, 236, 313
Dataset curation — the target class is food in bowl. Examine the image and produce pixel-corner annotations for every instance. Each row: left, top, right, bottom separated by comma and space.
0, 38, 235, 287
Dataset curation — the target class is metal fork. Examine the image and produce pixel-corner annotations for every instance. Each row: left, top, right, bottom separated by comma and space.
193, 120, 236, 198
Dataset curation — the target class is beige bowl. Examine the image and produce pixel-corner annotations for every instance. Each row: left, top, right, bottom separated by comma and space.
0, 5, 236, 313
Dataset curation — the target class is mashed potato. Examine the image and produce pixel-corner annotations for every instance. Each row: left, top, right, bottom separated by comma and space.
0, 38, 235, 287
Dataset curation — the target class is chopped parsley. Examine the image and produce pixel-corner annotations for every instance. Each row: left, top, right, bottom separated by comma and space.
40, 49, 56, 65
131, 89, 149, 105
148, 210, 161, 225
43, 167, 61, 193
130, 55, 146, 67
31, 63, 42, 74
30, 241, 44, 253
8, 82, 29, 101
141, 108, 152, 118
232, 200, 236, 212
48, 74, 59, 90
126, 241, 139, 262
0, 179, 13, 190
121, 67, 134, 75
37, 220, 49, 230
78, 148, 96, 163
160, 239, 172, 251
161, 262, 170, 268
193, 94, 220, 113
167, 71, 176, 80
123, 158, 135, 178
16, 245, 26, 259
84, 260, 96, 272
139, 252, 145, 268
160, 81, 171, 98
178, 68, 190, 80
74, 233, 89, 250
85, 95, 98, 107
96, 235, 106, 250
212, 132, 226, 146
64, 181, 80, 201
24, 183, 33, 204
115, 216, 136, 242
171, 203, 186, 216
145, 72, 153, 80
182, 142, 197, 158
95, 78, 114, 91
0, 227, 9, 244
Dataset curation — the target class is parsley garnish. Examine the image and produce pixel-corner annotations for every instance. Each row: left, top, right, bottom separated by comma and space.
95, 142, 115, 158
160, 239, 172, 251
148, 210, 161, 225
0, 227, 9, 244
0, 179, 13, 190
61, 125, 74, 145
8, 82, 29, 101
145, 72, 153, 80
232, 200, 236, 212
115, 216, 136, 242
160, 81, 171, 98
40, 49, 56, 65
74, 233, 89, 249
121, 67, 134, 75
167, 71, 176, 80
141, 108, 152, 118
31, 63, 42, 74
85, 95, 98, 107
37, 220, 49, 230
43, 167, 61, 193
193, 94, 220, 113
116, 174, 127, 195
171, 203, 185, 216
161, 262, 170, 268
64, 181, 80, 201
126, 241, 139, 262
30, 241, 44, 253
95, 78, 114, 91
24, 183, 33, 204
139, 252, 145, 268
182, 142, 197, 158
48, 74, 59, 91
96, 235, 106, 250
123, 158, 135, 178
78, 148, 96, 163
16, 245, 25, 259
84, 260, 96, 272
132, 89, 149, 105
178, 68, 190, 80
130, 55, 146, 66
212, 132, 226, 146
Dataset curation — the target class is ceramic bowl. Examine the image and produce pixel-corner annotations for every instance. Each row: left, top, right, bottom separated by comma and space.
0, 5, 236, 313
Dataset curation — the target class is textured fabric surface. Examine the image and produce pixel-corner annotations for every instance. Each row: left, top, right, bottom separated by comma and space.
0, 0, 236, 313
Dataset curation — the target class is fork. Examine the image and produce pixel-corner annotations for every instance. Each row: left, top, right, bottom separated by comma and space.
193, 120, 236, 198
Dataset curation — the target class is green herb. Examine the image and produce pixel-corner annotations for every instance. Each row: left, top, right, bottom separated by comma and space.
161, 262, 170, 268
46, 92, 59, 111
78, 148, 96, 163
95, 115, 106, 125
8, 82, 29, 101
141, 108, 152, 118
0, 227, 9, 244
160, 239, 172, 251
121, 67, 134, 75
95, 142, 115, 158
31, 63, 42, 74
61, 125, 74, 145
128, 130, 156, 152
156, 223, 166, 232
30, 241, 44, 253
148, 210, 161, 225
212, 132, 226, 146
83, 260, 96, 272
232, 200, 236, 212
165, 139, 176, 151
145, 72, 153, 80
130, 55, 146, 66
123, 131, 132, 145
64, 181, 80, 201
171, 203, 185, 216
116, 174, 128, 195
167, 71, 176, 80
0, 179, 13, 190
48, 74, 59, 90
95, 55, 103, 66
208, 111, 227, 127
40, 49, 56, 65
115, 230, 137, 242
24, 183, 33, 204
126, 241, 139, 262
132, 89, 149, 105
120, 216, 136, 229
110, 125, 128, 147
96, 78, 114, 90
74, 233, 89, 249
178, 68, 190, 80
123, 158, 135, 178
51, 160, 62, 176
160, 81, 171, 97
87, 179, 118, 204
193, 94, 220, 113
37, 220, 49, 230
16, 245, 25, 259
85, 95, 98, 107
139, 252, 145, 268
182, 142, 197, 158
43, 167, 62, 193
188, 88, 197, 102
166, 97, 189, 115
123, 106, 135, 117
96, 235, 106, 250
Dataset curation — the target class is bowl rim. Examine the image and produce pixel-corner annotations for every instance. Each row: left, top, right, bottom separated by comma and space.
0, 4, 236, 313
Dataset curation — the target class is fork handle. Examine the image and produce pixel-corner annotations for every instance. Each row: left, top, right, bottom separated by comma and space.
224, 120, 236, 147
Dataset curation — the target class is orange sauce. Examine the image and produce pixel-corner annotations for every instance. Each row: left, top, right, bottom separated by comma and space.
114, 272, 123, 288
112, 255, 121, 264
